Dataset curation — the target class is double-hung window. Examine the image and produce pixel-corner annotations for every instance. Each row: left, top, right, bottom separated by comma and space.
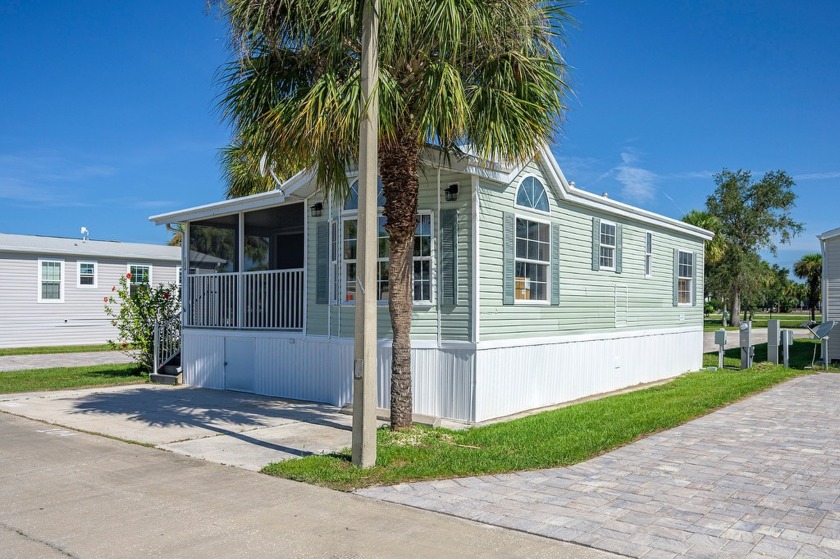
413, 214, 433, 303
678, 251, 693, 305
599, 221, 616, 270
78, 261, 97, 287
128, 264, 151, 296
514, 217, 550, 302
38, 259, 63, 303
644, 233, 653, 277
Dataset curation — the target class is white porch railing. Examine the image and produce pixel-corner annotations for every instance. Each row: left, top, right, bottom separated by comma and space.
187, 269, 304, 330
153, 315, 181, 372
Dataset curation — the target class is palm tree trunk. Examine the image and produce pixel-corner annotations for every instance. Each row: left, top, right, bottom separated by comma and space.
380, 131, 419, 430
731, 290, 741, 327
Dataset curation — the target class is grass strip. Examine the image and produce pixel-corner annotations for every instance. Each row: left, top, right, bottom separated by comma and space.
264, 341, 820, 491
0, 344, 115, 356
0, 364, 146, 394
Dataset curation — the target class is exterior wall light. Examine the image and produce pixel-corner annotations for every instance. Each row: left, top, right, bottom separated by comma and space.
444, 184, 459, 202
310, 202, 323, 218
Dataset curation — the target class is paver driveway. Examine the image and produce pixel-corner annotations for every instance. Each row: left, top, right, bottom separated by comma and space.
361, 373, 840, 558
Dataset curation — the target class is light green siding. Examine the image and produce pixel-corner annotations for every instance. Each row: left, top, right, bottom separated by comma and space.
478, 161, 705, 341
305, 169, 473, 341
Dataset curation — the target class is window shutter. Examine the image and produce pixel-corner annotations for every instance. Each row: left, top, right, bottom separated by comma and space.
503, 212, 515, 305
439, 209, 458, 305
551, 222, 560, 305
615, 224, 623, 274
672, 248, 679, 307
316, 221, 329, 305
693, 251, 700, 306
591, 217, 601, 271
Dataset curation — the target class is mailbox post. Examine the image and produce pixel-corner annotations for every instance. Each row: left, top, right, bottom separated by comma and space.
740, 321, 753, 370
715, 328, 727, 369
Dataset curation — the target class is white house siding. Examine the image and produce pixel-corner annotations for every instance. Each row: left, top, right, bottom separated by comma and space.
473, 327, 702, 422
182, 328, 476, 421
477, 160, 705, 340
305, 168, 473, 343
825, 237, 840, 360
0, 254, 179, 348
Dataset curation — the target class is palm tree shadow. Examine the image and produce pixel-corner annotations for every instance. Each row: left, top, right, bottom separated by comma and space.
69, 387, 352, 458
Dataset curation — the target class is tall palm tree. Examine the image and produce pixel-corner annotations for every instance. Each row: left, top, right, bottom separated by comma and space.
218, 0, 572, 429
682, 210, 724, 266
794, 253, 822, 322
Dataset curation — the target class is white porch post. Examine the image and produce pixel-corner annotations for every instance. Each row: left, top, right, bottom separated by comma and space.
352, 0, 379, 468
238, 212, 245, 328
182, 222, 190, 327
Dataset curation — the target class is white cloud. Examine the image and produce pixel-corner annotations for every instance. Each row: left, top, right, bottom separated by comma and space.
614, 150, 657, 202
794, 171, 840, 181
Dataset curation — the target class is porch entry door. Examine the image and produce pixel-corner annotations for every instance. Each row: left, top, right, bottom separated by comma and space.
225, 337, 255, 393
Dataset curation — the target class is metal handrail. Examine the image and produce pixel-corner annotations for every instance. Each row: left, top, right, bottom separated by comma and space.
153, 314, 182, 373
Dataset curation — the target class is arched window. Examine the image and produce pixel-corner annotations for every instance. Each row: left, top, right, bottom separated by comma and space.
515, 177, 549, 213
344, 178, 386, 211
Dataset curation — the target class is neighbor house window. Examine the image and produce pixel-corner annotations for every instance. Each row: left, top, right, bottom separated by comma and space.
644, 233, 653, 277
38, 259, 63, 303
678, 251, 693, 305
78, 261, 97, 287
330, 220, 340, 304
514, 217, 549, 301
128, 264, 151, 296
599, 221, 616, 270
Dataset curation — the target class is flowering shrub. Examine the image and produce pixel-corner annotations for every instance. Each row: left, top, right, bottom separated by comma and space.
104, 273, 180, 373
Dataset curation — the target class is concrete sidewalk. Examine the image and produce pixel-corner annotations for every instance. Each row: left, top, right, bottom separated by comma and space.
0, 384, 363, 471
0, 350, 134, 372
0, 412, 613, 559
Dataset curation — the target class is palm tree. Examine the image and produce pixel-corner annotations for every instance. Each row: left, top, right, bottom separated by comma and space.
217, 0, 572, 429
682, 210, 724, 266
794, 253, 822, 322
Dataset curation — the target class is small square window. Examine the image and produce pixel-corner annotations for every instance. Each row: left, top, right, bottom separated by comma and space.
78, 261, 97, 287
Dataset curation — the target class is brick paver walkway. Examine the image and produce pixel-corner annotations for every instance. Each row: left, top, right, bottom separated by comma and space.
360, 374, 840, 558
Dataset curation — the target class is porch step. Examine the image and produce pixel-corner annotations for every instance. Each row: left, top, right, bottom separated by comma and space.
150, 371, 182, 385
161, 364, 182, 376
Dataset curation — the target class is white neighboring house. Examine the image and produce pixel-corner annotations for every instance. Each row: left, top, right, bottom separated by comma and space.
820, 227, 840, 362
0, 233, 182, 349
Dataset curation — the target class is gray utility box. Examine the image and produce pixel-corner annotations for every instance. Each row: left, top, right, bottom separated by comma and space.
767, 319, 780, 365
714, 329, 727, 346
740, 321, 754, 369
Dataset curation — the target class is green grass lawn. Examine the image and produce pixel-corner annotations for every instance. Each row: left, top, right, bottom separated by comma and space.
264, 340, 822, 491
0, 344, 115, 357
703, 312, 820, 332
0, 364, 146, 394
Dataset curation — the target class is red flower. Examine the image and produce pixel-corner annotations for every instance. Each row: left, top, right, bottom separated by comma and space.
121, 343, 127, 348
126, 272, 132, 279
163, 291, 170, 299
103, 296, 109, 302
111, 286, 116, 292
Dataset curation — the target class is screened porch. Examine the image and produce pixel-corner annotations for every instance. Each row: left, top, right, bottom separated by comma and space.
184, 202, 305, 331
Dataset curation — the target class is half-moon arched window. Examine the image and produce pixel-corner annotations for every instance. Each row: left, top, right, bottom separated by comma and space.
515, 177, 549, 213
344, 178, 386, 211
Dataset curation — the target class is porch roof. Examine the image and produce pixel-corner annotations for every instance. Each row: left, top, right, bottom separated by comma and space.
149, 171, 315, 225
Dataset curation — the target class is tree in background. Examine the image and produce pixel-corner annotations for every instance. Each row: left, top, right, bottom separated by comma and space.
705, 169, 802, 327
217, 0, 573, 429
682, 209, 726, 316
794, 253, 822, 322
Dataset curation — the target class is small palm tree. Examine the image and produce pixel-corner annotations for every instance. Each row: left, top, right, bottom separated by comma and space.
218, 0, 573, 429
682, 210, 724, 266
794, 253, 822, 322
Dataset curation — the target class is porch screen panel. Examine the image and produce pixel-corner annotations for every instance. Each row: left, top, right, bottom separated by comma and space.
439, 209, 458, 305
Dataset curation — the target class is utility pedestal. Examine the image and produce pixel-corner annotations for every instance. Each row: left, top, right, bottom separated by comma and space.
714, 329, 727, 369
767, 319, 780, 365
781, 330, 793, 368
740, 321, 753, 370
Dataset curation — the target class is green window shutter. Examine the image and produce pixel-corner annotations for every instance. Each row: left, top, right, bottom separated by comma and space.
551, 222, 560, 305
591, 217, 601, 271
439, 209, 458, 305
503, 212, 515, 305
672, 248, 679, 307
693, 251, 700, 306
316, 221, 329, 305
615, 224, 623, 274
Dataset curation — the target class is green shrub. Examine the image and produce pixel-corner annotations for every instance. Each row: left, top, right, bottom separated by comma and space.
104, 273, 180, 373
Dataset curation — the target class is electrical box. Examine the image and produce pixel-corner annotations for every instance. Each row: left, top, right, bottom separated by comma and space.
714, 329, 727, 346
740, 321, 753, 369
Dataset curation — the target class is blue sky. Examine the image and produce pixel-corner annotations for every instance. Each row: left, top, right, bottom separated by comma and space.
1, 1, 838, 274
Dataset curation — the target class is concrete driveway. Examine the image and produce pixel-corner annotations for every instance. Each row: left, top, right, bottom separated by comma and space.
0, 384, 364, 471
362, 374, 840, 558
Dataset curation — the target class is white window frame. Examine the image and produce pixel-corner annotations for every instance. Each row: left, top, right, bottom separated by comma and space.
38, 258, 64, 303
77, 260, 98, 288
677, 250, 693, 306
513, 213, 551, 305
175, 266, 182, 287
513, 175, 551, 215
599, 220, 617, 272
334, 201, 435, 306
127, 264, 153, 285
644, 232, 653, 278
